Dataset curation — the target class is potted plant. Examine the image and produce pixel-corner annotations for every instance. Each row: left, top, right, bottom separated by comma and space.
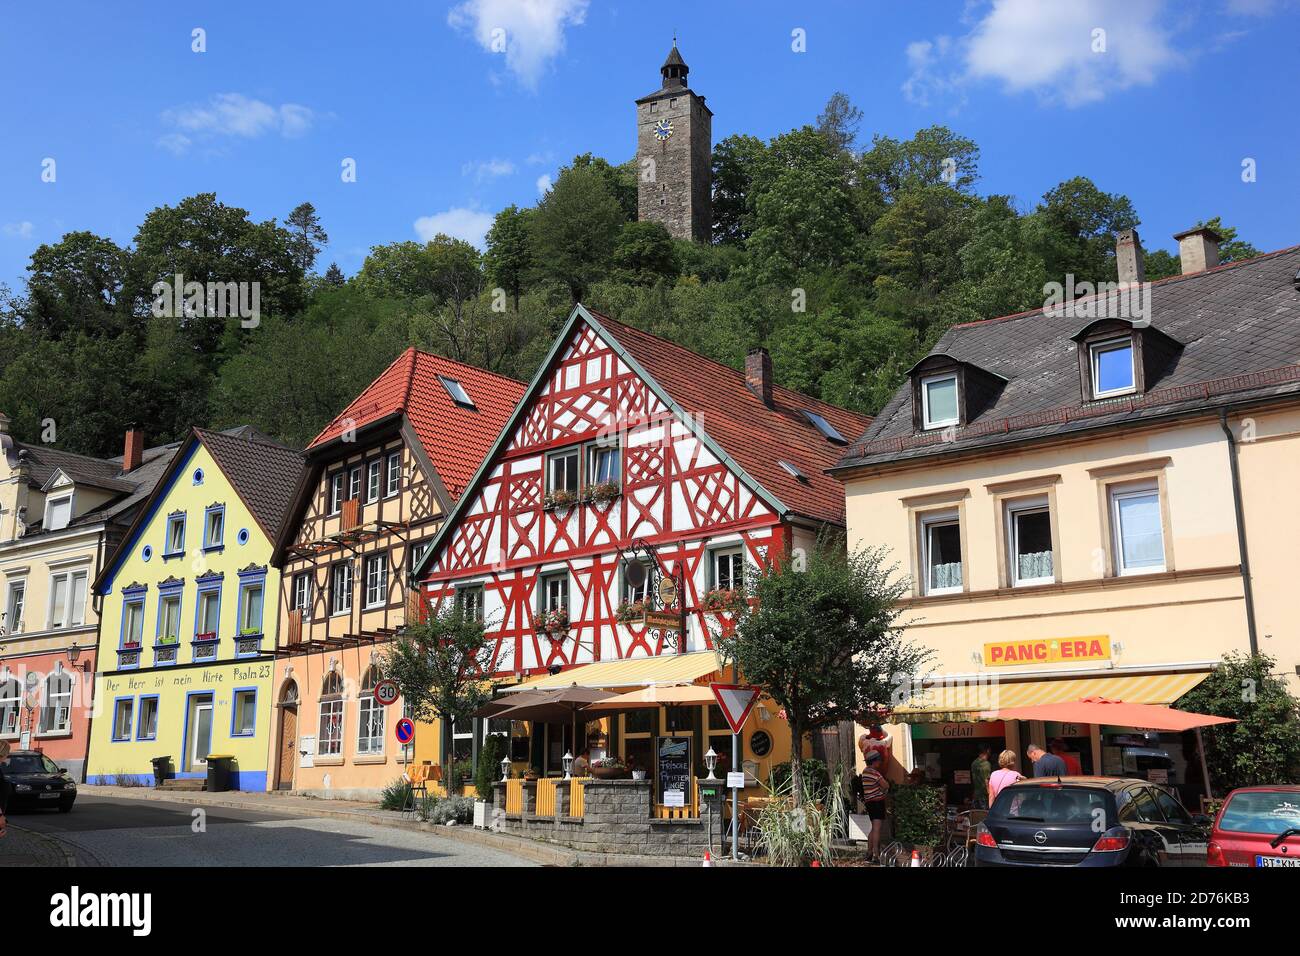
702, 587, 748, 615
586, 480, 621, 507
614, 599, 646, 625
588, 756, 629, 780
194, 631, 217, 642
539, 608, 569, 642
543, 488, 579, 512
122, 641, 141, 650
158, 633, 179, 646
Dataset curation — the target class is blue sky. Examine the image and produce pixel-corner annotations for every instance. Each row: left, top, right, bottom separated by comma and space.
1, 0, 1297, 290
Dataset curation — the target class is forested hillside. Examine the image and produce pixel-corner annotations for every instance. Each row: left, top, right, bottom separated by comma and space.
0, 94, 1258, 456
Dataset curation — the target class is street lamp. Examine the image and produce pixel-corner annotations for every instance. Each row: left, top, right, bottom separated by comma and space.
562, 750, 574, 780
67, 643, 82, 663
704, 747, 719, 780
501, 755, 511, 781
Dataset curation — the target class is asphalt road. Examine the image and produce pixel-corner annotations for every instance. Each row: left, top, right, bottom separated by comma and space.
10, 794, 536, 867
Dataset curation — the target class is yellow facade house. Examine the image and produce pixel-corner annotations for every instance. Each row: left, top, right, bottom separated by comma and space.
85, 427, 303, 790
832, 227, 1300, 808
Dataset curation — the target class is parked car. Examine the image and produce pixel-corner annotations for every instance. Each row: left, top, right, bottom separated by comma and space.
3, 751, 77, 812
1207, 785, 1300, 867
974, 776, 1210, 867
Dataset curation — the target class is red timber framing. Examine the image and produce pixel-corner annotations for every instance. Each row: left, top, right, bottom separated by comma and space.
416, 304, 870, 679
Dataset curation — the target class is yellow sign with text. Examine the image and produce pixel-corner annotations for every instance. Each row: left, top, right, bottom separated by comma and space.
983, 636, 1111, 667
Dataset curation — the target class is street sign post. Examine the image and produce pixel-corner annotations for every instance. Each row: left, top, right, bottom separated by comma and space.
711, 683, 761, 862
374, 679, 400, 707
395, 717, 415, 746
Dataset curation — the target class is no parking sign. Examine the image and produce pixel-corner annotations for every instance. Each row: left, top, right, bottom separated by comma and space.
395, 717, 415, 746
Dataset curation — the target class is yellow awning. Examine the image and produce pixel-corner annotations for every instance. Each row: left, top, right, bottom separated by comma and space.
514, 651, 722, 691
894, 670, 1211, 722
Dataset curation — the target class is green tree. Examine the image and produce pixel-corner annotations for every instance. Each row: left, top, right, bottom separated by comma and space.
531, 164, 624, 301
484, 205, 535, 310
611, 221, 679, 285
381, 600, 496, 795
1027, 176, 1138, 284
1176, 652, 1300, 793
286, 202, 329, 274
859, 125, 981, 200
816, 91, 864, 154
710, 134, 766, 245
568, 153, 638, 222
23, 231, 133, 338
716, 538, 930, 806
322, 262, 346, 286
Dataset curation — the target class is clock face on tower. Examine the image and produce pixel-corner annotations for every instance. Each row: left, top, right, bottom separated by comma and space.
653, 119, 673, 141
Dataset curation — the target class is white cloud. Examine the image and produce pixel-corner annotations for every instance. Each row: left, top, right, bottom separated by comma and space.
158, 93, 316, 153
414, 208, 496, 248
448, 0, 589, 87
904, 0, 1184, 109
462, 158, 517, 182
535, 173, 553, 197
3, 221, 34, 239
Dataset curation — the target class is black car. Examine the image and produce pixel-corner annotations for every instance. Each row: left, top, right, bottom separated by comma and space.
2, 750, 77, 812
974, 776, 1210, 867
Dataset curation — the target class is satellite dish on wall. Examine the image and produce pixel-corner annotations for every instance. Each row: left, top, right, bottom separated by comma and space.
623, 559, 646, 589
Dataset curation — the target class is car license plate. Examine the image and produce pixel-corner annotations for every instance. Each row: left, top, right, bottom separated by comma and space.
39, 791, 60, 799
1256, 855, 1300, 867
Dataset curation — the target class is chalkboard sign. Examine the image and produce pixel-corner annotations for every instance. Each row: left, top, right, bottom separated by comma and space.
656, 736, 692, 805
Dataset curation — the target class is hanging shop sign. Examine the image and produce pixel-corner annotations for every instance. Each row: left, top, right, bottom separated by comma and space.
644, 610, 681, 631
982, 636, 1110, 667
910, 721, 1006, 740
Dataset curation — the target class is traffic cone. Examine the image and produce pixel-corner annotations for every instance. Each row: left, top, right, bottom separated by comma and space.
702, 851, 712, 867
910, 849, 921, 867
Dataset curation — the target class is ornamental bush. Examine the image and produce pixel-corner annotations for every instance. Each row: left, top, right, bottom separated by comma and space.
476, 734, 509, 799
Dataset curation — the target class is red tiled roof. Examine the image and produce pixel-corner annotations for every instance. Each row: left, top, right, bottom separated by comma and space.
309, 348, 526, 501
588, 310, 872, 526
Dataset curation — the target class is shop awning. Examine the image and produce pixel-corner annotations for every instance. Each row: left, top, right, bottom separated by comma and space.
893, 669, 1212, 722
512, 651, 722, 691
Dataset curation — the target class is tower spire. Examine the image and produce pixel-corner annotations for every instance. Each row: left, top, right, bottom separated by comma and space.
661, 39, 688, 89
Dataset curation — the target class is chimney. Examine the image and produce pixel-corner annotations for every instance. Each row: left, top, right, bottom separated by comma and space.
745, 348, 773, 406
123, 426, 144, 473
1174, 226, 1222, 275
1115, 228, 1145, 287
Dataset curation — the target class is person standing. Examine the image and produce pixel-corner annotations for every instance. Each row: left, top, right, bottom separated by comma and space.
1026, 743, 1068, 778
969, 746, 993, 809
987, 750, 1024, 806
859, 750, 890, 862
1050, 738, 1082, 775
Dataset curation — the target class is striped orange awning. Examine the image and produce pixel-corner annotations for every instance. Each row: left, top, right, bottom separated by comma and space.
513, 651, 722, 691
893, 670, 1212, 722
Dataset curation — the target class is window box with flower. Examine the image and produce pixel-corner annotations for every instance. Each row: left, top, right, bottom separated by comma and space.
539, 608, 569, 642
543, 489, 580, 513
614, 599, 646, 625
588, 756, 629, 780
701, 588, 748, 615
584, 480, 621, 508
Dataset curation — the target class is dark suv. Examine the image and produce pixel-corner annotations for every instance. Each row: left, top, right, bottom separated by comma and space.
974, 777, 1209, 867
2, 750, 78, 812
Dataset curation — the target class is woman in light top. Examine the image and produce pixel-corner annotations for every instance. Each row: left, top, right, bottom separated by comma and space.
987, 749, 1024, 806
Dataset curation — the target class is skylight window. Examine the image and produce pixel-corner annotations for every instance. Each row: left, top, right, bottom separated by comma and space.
778, 460, 809, 482
801, 410, 847, 444
438, 376, 475, 408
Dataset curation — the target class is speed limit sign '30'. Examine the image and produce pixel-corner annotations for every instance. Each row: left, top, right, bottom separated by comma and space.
374, 679, 400, 707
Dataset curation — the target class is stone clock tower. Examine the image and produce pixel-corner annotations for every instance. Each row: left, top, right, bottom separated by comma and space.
636, 42, 712, 243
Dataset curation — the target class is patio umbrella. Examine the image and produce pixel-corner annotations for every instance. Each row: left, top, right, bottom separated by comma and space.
491, 684, 619, 771
581, 683, 718, 712
978, 696, 1236, 796
470, 687, 551, 719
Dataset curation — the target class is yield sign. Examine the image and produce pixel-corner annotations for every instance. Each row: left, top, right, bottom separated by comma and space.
710, 683, 761, 735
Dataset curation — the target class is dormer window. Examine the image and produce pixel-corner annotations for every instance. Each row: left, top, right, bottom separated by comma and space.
1090, 337, 1136, 398
44, 495, 72, 531
921, 374, 959, 430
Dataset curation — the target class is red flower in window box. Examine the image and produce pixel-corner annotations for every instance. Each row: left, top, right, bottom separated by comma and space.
539, 608, 569, 642
121, 641, 141, 650
701, 588, 747, 615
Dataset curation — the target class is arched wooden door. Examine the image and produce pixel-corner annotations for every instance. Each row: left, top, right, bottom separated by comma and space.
275, 680, 299, 791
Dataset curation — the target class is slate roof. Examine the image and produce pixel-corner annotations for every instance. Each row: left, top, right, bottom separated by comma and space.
589, 309, 872, 526
15, 441, 180, 535
308, 347, 527, 502
194, 428, 305, 542
835, 244, 1300, 472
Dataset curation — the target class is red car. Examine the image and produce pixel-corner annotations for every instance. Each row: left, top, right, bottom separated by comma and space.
1207, 785, 1300, 867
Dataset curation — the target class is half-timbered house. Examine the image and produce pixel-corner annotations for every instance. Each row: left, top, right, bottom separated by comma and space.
415, 304, 870, 781
268, 348, 524, 797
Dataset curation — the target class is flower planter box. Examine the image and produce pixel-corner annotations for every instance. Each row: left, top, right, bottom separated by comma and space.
590, 765, 630, 780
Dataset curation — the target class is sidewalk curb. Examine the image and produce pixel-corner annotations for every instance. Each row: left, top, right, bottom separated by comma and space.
7, 822, 81, 867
